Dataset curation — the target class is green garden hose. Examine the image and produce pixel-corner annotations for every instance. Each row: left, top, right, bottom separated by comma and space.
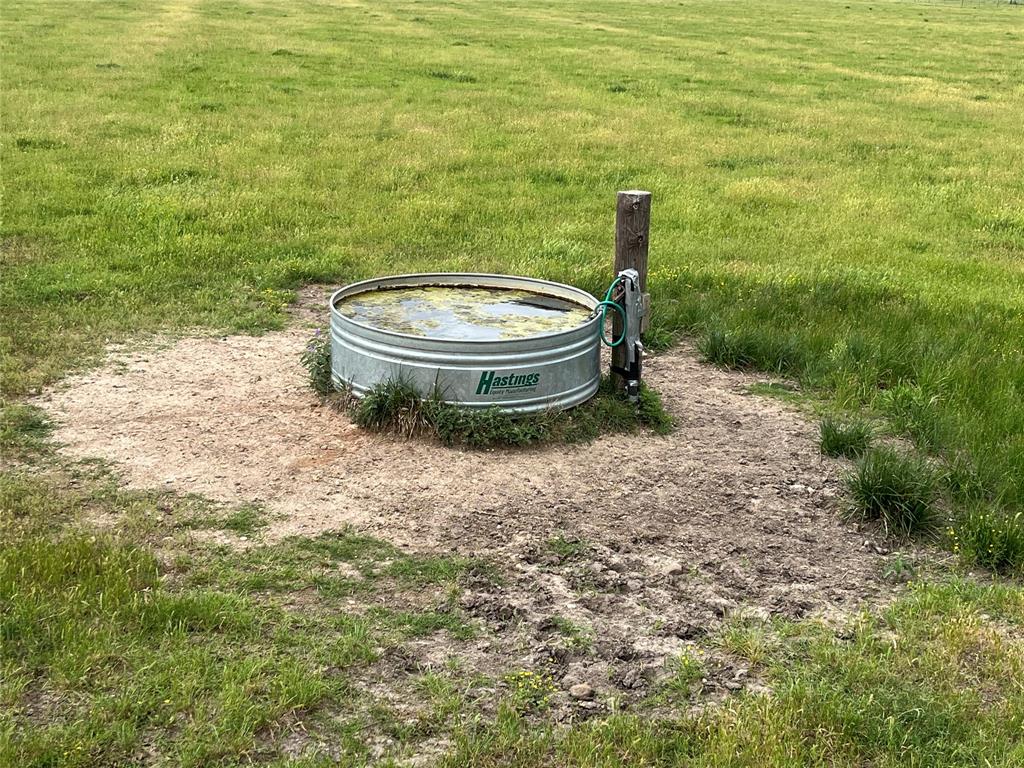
597, 276, 628, 347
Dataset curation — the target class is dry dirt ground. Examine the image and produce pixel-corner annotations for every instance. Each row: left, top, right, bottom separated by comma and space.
39, 288, 897, 720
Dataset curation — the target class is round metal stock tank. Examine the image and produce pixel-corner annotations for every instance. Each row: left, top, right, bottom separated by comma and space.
329, 273, 601, 414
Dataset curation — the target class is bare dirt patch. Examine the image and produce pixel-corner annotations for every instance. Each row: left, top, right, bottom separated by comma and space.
39, 288, 896, 714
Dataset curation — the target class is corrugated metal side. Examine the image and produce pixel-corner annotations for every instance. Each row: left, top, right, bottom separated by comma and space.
329, 273, 601, 414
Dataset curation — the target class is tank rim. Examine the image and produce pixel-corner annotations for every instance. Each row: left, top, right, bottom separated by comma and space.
329, 272, 601, 345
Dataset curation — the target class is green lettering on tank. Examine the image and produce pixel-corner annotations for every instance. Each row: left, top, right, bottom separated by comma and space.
477, 370, 541, 395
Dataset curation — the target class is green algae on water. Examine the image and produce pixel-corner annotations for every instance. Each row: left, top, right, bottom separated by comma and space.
335, 285, 592, 341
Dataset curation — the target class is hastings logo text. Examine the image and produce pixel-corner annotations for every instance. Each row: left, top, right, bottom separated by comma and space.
476, 370, 541, 395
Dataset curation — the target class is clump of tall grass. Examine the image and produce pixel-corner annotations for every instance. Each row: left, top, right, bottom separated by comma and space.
819, 416, 872, 459
844, 447, 937, 538
352, 379, 430, 437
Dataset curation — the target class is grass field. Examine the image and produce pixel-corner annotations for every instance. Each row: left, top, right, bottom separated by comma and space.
3, 0, 1024, 765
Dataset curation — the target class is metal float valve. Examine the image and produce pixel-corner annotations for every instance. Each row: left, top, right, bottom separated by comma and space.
614, 268, 645, 402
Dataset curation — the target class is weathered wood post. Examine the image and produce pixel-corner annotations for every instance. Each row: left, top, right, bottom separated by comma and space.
611, 190, 651, 391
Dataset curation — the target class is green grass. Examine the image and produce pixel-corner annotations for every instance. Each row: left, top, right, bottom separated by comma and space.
0, 533, 347, 767
820, 415, 873, 459
183, 525, 486, 596
2, 0, 1021, 506
350, 378, 437, 437
716, 617, 779, 667
440, 580, 1024, 768
184, 502, 271, 536
699, 326, 806, 375
503, 670, 558, 714
950, 507, 1024, 576
651, 650, 706, 705
0, 473, 486, 766
0, 403, 51, 459
547, 616, 594, 653
845, 447, 939, 538
300, 329, 333, 396
4, 0, 1024, 763
324, 371, 673, 447
545, 535, 591, 562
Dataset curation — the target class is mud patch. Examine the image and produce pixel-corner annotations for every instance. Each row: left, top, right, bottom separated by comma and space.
39, 287, 895, 711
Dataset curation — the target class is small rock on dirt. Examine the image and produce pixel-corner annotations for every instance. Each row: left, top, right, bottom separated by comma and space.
569, 683, 595, 700
657, 559, 685, 577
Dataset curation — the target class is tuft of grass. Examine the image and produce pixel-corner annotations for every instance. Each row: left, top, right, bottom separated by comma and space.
415, 672, 468, 733
426, 398, 549, 447
844, 448, 937, 538
13, 136, 63, 150
747, 380, 800, 403
185, 503, 269, 537
635, 382, 673, 434
428, 69, 477, 83
300, 329, 333, 396
949, 508, 1024, 576
548, 616, 593, 652
545, 535, 590, 562
451, 376, 673, 447
218, 505, 268, 535
716, 618, 777, 666
653, 650, 706, 704
819, 415, 873, 459
879, 383, 950, 453
370, 606, 477, 641
881, 552, 918, 583
352, 378, 430, 437
941, 454, 989, 506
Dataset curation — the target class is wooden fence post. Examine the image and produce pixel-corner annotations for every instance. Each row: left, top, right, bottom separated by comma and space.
611, 190, 651, 390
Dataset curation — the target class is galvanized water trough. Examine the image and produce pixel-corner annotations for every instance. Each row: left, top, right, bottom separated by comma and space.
329, 273, 601, 414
